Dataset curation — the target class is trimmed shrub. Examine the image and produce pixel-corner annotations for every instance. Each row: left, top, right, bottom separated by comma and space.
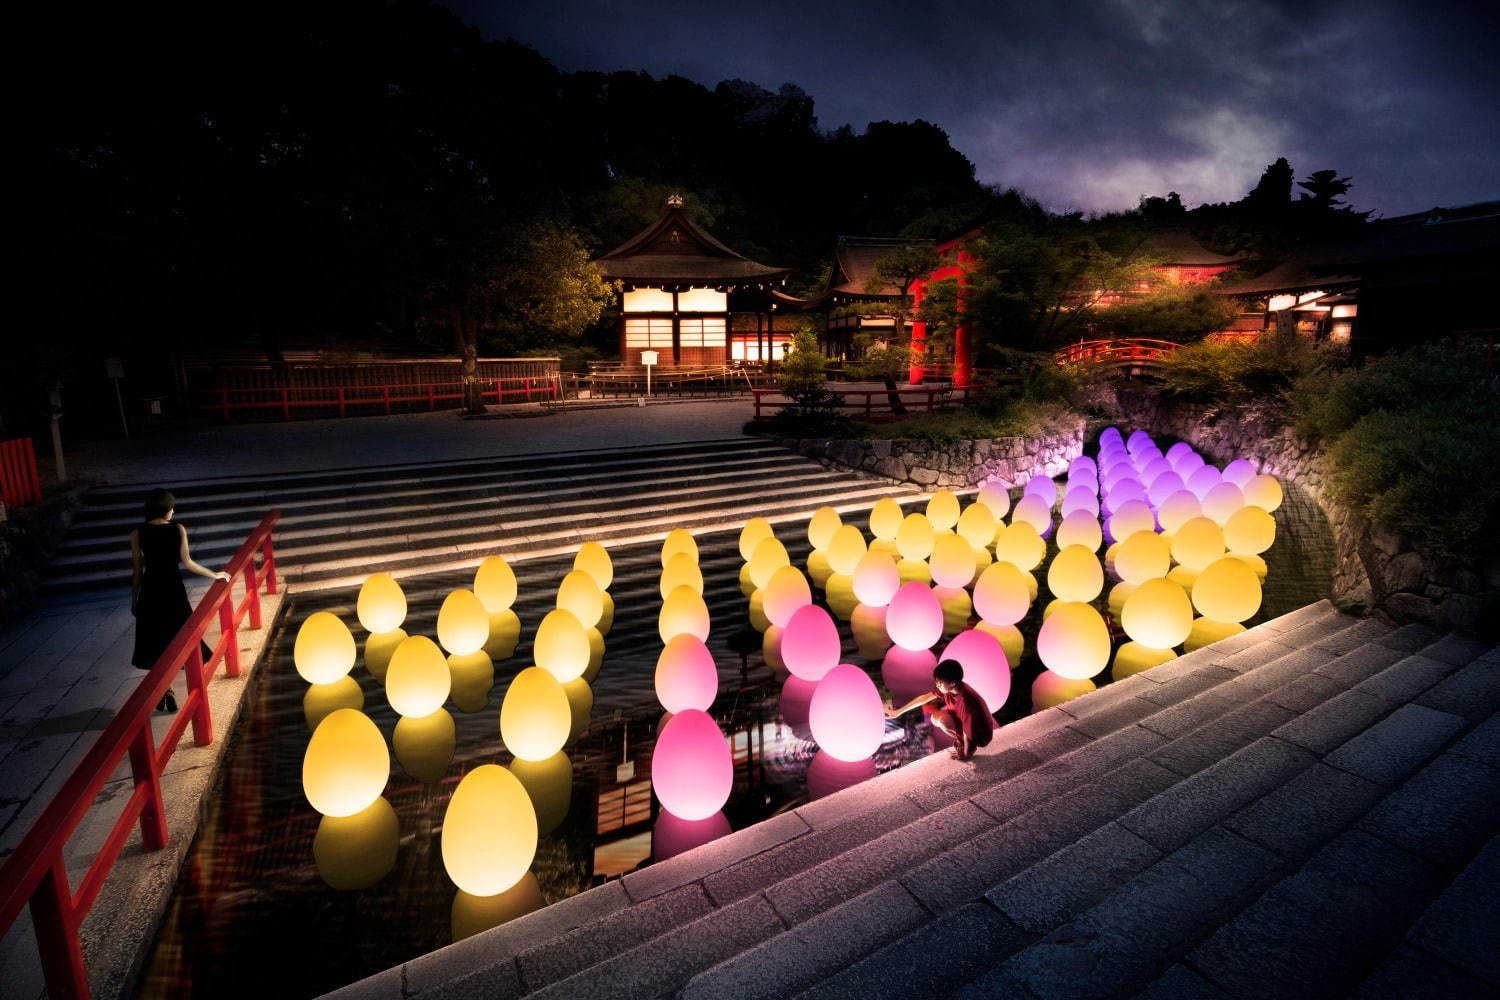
1160, 337, 1332, 403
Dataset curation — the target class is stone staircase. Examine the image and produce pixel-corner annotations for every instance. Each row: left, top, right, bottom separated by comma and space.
328, 602, 1499, 1000
42, 438, 918, 601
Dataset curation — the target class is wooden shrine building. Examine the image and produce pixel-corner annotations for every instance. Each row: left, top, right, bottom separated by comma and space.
595, 195, 792, 366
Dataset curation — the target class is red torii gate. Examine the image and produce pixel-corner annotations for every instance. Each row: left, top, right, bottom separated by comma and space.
908, 231, 977, 387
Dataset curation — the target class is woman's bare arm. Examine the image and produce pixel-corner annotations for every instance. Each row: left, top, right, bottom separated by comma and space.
178, 523, 230, 581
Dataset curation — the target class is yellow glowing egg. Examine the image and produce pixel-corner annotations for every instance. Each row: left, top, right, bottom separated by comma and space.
828, 572, 861, 621
1171, 517, 1225, 572
1036, 602, 1111, 680
763, 565, 813, 628
500, 667, 572, 761
868, 498, 905, 540
448, 651, 494, 713
313, 797, 399, 890
973, 561, 1032, 627
1048, 545, 1104, 603
364, 627, 407, 680
1114, 530, 1171, 585
1167, 565, 1200, 590
934, 586, 973, 636
573, 541, 613, 590
1184, 616, 1246, 652
1243, 474, 1283, 513
393, 707, 456, 782
452, 875, 544, 942
304, 676, 365, 731
1191, 557, 1263, 624
597, 591, 615, 635
562, 677, 593, 742
438, 589, 491, 657
748, 588, 770, 633
1224, 506, 1276, 556
441, 764, 537, 897
558, 570, 605, 629
869, 537, 900, 559
1112, 642, 1178, 681
957, 503, 997, 549
303, 708, 389, 817
1108, 580, 1137, 620
1031, 671, 1095, 712
740, 561, 759, 597
738, 518, 775, 562
807, 506, 842, 550
971, 544, 993, 581
1158, 491, 1202, 534
484, 610, 521, 661
386, 635, 452, 717
993, 522, 1046, 572
1056, 510, 1103, 553
585, 625, 605, 684
534, 608, 590, 682
896, 513, 936, 561
897, 558, 933, 584
357, 574, 407, 634
1106, 501, 1156, 543
295, 612, 357, 686
659, 552, 705, 600
660, 585, 711, 643
926, 490, 961, 530
1231, 552, 1268, 578
661, 528, 698, 567
852, 550, 901, 607
930, 533, 978, 589
747, 537, 790, 590
763, 624, 787, 675
976, 482, 1011, 520
473, 557, 517, 614
510, 751, 573, 837
1121, 578, 1194, 649
1203, 482, 1246, 526
975, 620, 1023, 666
850, 604, 892, 659
827, 524, 868, 576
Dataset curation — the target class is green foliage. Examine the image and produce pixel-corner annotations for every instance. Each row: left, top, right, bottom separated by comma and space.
1090, 284, 1239, 343
846, 341, 911, 384
765, 327, 851, 436
1159, 338, 1332, 403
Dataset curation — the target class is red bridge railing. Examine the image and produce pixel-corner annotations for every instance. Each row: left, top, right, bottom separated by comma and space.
753, 386, 976, 421
1055, 338, 1180, 367
200, 376, 560, 421
0, 510, 281, 1000
1, 437, 42, 508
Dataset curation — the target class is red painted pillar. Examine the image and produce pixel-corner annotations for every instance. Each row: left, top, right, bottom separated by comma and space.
908, 277, 927, 384
953, 247, 972, 389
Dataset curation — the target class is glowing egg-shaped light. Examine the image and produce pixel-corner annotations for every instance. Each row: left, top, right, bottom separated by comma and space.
498, 666, 571, 762
1036, 602, 1111, 680
826, 573, 859, 620
896, 514, 936, 561
763, 565, 813, 628
386, 635, 451, 717
739, 518, 775, 561
809, 663, 886, 761
295, 612, 357, 686
653, 810, 732, 862
365, 627, 407, 680
598, 590, 615, 635
1048, 544, 1104, 602
1224, 505, 1277, 555
934, 585, 972, 635
1106, 500, 1156, 544
763, 624, 787, 675
1184, 616, 1247, 651
509, 751, 573, 837
940, 630, 1010, 713
573, 541, 613, 590
1032, 670, 1096, 712
393, 707, 456, 783
447, 650, 495, 714
1106, 479, 1147, 510
748, 537, 791, 590
1121, 578, 1194, 649
973, 561, 1031, 626
1061, 487, 1101, 518
1011, 494, 1052, 534
1222, 458, 1257, 488
827, 524, 868, 576
357, 574, 407, 634
930, 534, 978, 589
534, 608, 590, 682
850, 603, 892, 659
473, 557, 518, 614
655, 634, 718, 713
1114, 530, 1172, 585
1243, 474, 1283, 512
885, 581, 944, 652
1186, 464, 1223, 500
304, 676, 365, 731
313, 797, 399, 890
1191, 557, 1263, 623
659, 552, 704, 599
658, 585, 711, 643
438, 589, 491, 657
1023, 474, 1056, 501
442, 764, 536, 897
868, 497, 905, 540
1158, 490, 1203, 534
584, 626, 605, 683
1056, 509, 1103, 552
993, 522, 1046, 571
805, 751, 879, 800
451, 874, 544, 942
1108, 580, 1137, 619
926, 490, 961, 530
957, 503, 997, 549
562, 676, 593, 742
1141, 458, 1174, 487
897, 558, 933, 584
779, 674, 814, 736
804, 550, 832, 589
1231, 552, 1269, 578
1147, 471, 1187, 508
807, 506, 842, 550
852, 550, 901, 607
1172, 451, 1206, 477
781, 604, 841, 681
1112, 642, 1178, 681
652, 709, 733, 821
882, 645, 939, 703
484, 610, 522, 661
976, 482, 1012, 519
303, 708, 389, 817
975, 620, 1024, 667
1203, 482, 1246, 526
661, 528, 697, 567
1172, 516, 1226, 571
556, 570, 604, 629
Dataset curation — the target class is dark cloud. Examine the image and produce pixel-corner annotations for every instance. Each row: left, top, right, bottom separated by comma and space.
447, 0, 1499, 216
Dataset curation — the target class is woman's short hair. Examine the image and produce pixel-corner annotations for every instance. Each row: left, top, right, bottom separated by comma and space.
143, 488, 175, 521
933, 659, 965, 684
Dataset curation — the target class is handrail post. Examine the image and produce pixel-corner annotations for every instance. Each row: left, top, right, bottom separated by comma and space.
30, 859, 88, 1000
129, 725, 169, 851
280, 388, 290, 422
336, 386, 346, 418
382, 385, 391, 415
186, 645, 212, 747
218, 591, 241, 678
243, 557, 262, 630
261, 533, 278, 595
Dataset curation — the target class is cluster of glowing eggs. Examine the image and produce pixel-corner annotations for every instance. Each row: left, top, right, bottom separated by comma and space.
655, 634, 718, 713
896, 514, 936, 561
807, 506, 842, 549
781, 604, 841, 681
926, 490, 961, 530
808, 664, 886, 761
973, 561, 1032, 626
499, 667, 571, 761
303, 708, 389, 817
939, 630, 1010, 714
386, 635, 452, 717
437, 590, 490, 656
442, 765, 537, 897
535, 609, 590, 682
827, 525, 868, 576
1191, 557, 1263, 623
739, 518, 775, 561
1120, 578, 1194, 649
659, 586, 711, 643
557, 570, 605, 628
573, 541, 613, 590
357, 574, 406, 634
1047, 545, 1104, 603
659, 553, 704, 599
661, 528, 698, 566
1036, 602, 1111, 680
993, 522, 1046, 571
474, 557, 518, 613
652, 709, 733, 820
930, 534, 978, 589
852, 550, 901, 607
295, 612, 356, 685
886, 582, 944, 652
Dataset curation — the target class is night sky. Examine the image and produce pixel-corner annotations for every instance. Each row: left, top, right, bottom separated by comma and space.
449, 0, 1499, 217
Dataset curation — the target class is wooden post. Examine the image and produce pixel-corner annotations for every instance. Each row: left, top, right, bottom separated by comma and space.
129, 726, 169, 851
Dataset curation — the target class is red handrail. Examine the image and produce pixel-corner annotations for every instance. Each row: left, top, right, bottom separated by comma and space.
752, 386, 975, 421
1054, 338, 1180, 366
200, 377, 559, 421
0, 510, 281, 1000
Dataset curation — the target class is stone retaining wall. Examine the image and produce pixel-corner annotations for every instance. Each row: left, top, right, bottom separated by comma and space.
1107, 385, 1497, 632
779, 419, 1087, 492
0, 489, 84, 621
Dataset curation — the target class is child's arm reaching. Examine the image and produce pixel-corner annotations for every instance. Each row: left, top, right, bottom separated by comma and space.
884, 691, 939, 718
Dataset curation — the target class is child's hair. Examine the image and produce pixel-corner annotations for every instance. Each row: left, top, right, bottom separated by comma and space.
143, 488, 175, 521
933, 659, 964, 684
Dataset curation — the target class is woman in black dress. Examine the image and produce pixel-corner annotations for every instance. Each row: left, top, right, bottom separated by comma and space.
131, 488, 229, 712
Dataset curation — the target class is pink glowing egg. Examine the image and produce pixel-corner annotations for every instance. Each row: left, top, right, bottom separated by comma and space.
882, 645, 938, 703
1024, 474, 1056, 501
762, 565, 813, 628
809, 664, 886, 761
1011, 494, 1053, 533
1105, 480, 1147, 509
886, 581, 944, 652
806, 751, 878, 799
1146, 471, 1186, 508
1186, 464, 1223, 500
1165, 442, 1193, 463
1203, 482, 1246, 526
1222, 459, 1257, 488
655, 634, 718, 713
973, 561, 1032, 626
851, 550, 901, 607
782, 604, 841, 681
1158, 490, 1203, 534
652, 810, 731, 861
940, 630, 1010, 714
1106, 499, 1156, 544
778, 674, 816, 738
1172, 451, 1205, 477
1061, 487, 1101, 517
651, 709, 732, 821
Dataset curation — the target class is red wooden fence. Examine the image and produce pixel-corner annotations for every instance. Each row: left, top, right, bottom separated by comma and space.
0, 510, 281, 1000
200, 376, 561, 422
1, 437, 43, 508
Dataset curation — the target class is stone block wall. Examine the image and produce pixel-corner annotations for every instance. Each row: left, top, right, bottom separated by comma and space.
0, 488, 85, 622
